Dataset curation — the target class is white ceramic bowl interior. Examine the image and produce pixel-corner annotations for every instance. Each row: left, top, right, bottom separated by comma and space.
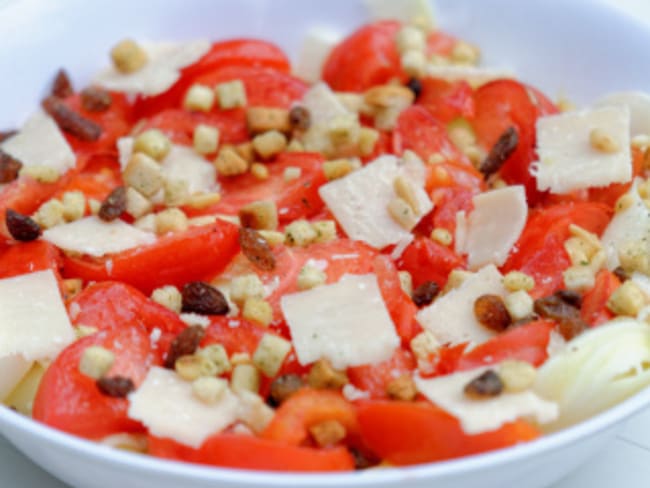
1, 0, 650, 487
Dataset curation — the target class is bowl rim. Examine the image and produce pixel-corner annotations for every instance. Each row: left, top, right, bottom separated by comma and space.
1, 383, 649, 485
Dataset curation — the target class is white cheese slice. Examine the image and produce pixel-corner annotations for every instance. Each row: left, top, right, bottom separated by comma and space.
0, 111, 75, 173
118, 137, 217, 195
128, 367, 239, 448
0, 270, 75, 362
594, 91, 650, 138
42, 216, 156, 258
295, 28, 340, 83
600, 179, 649, 270
0, 354, 33, 402
416, 264, 504, 346
462, 185, 527, 269
319, 154, 433, 249
533, 106, 632, 194
364, 0, 435, 27
414, 367, 558, 434
281, 273, 400, 369
425, 65, 513, 88
94, 40, 211, 96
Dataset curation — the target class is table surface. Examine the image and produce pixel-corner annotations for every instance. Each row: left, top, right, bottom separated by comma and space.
3, 0, 650, 486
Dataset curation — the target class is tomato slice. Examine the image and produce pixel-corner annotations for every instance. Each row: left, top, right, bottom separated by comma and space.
140, 108, 248, 146
134, 39, 291, 118
503, 202, 612, 298
62, 220, 240, 295
397, 237, 466, 289
393, 105, 468, 165
194, 66, 307, 109
68, 281, 186, 336
581, 269, 621, 327
373, 255, 419, 344
148, 434, 354, 472
457, 320, 556, 370
323, 21, 404, 92
201, 152, 327, 223
201, 316, 266, 357
347, 349, 416, 399
261, 388, 358, 446
472, 79, 558, 204
0, 240, 61, 281
417, 78, 475, 123
33, 326, 154, 439
357, 401, 540, 465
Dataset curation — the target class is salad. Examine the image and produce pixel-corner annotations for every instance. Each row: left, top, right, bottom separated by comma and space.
1, 0, 650, 473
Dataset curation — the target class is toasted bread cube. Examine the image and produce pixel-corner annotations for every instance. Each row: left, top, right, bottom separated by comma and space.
247, 107, 291, 134
242, 298, 273, 327
197, 344, 231, 376
123, 153, 164, 197
231, 363, 261, 393
311, 220, 337, 243
401, 49, 427, 77
309, 420, 346, 447
607, 281, 647, 316
498, 360, 537, 393
285, 219, 317, 247
183, 84, 215, 112
150, 285, 182, 313
386, 374, 417, 401
307, 359, 348, 389
253, 333, 292, 377
215, 146, 249, 176
297, 264, 327, 290
229, 274, 265, 307
193, 124, 220, 155
192, 377, 228, 404
111, 39, 148, 73
258, 230, 286, 246
250, 162, 270, 180
503, 290, 534, 321
32, 199, 65, 229
61, 191, 86, 221
252, 130, 287, 159
79, 346, 115, 379
239, 200, 278, 231
216, 80, 247, 109
175, 354, 218, 381
163, 179, 190, 207
125, 187, 153, 219
503, 271, 535, 292
155, 208, 188, 234
133, 129, 171, 161
410, 330, 440, 360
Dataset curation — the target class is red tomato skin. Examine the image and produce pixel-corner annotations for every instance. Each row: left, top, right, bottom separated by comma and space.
323, 21, 403, 92
503, 202, 612, 298
457, 320, 556, 371
148, 434, 354, 472
357, 401, 540, 465
347, 349, 416, 399
206, 152, 326, 223
393, 106, 468, 165
472, 79, 558, 204
62, 221, 240, 295
417, 78, 475, 123
53, 153, 122, 203
374, 255, 419, 344
581, 270, 621, 326
261, 388, 358, 446
133, 39, 291, 118
201, 316, 266, 357
0, 241, 61, 280
32, 326, 154, 439
397, 237, 466, 289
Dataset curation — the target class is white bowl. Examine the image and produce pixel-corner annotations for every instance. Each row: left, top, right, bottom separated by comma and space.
1, 0, 650, 487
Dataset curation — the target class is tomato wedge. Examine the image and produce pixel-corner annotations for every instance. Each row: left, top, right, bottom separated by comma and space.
133, 39, 291, 117
347, 349, 416, 399
417, 78, 475, 123
398, 237, 466, 289
0, 240, 61, 281
262, 388, 358, 446
149, 434, 354, 472
62, 220, 240, 295
357, 401, 540, 465
581, 269, 621, 327
33, 326, 154, 439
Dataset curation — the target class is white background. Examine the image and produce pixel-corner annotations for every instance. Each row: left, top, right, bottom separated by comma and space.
2, 0, 650, 486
